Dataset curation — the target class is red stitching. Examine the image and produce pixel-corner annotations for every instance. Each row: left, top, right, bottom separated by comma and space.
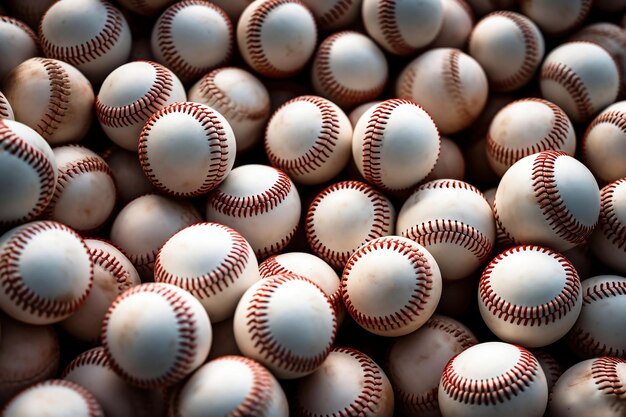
0, 92, 11, 119
341, 236, 435, 333
479, 245, 580, 326
532, 350, 562, 387
154, 0, 233, 82
312, 0, 355, 28
30, 58, 71, 138
531, 151, 596, 246
61, 347, 110, 378
101, 283, 199, 388
582, 112, 626, 170
154, 223, 252, 298
89, 241, 136, 294
443, 49, 472, 123
0, 15, 40, 47
265, 95, 342, 177
540, 59, 594, 121
39, 1, 124, 66
486, 98, 572, 168
297, 347, 384, 417
0, 119, 56, 226
0, 221, 93, 320
377, 0, 413, 55
313, 31, 386, 106
244, 273, 336, 375
138, 102, 232, 198
397, 63, 416, 100
441, 345, 541, 405
591, 357, 626, 397
596, 179, 626, 250
305, 180, 394, 269
95, 61, 175, 129
244, 0, 316, 77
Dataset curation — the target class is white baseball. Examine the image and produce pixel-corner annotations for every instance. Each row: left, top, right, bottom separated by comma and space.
62, 347, 163, 417
362, 0, 444, 55
265, 95, 353, 185
116, 0, 175, 15
568, 275, 626, 358
342, 236, 442, 337
101, 146, 156, 205
438, 342, 548, 417
397, 179, 495, 281
237, 0, 317, 78
582, 101, 626, 183
590, 179, 626, 273
493, 151, 600, 251
486, 98, 576, 176
0, 119, 56, 227
312, 31, 388, 108
396, 48, 488, 134
259, 251, 344, 321
549, 357, 626, 417
0, 314, 59, 404
172, 356, 289, 417
3, 58, 94, 145
348, 101, 380, 127
139, 102, 236, 197
39, 0, 132, 84
0, 221, 93, 325
62, 239, 141, 343
154, 222, 260, 323
206, 164, 301, 258
96, 60, 186, 151
188, 67, 270, 152
540, 42, 620, 123
296, 347, 394, 417
479, 245, 582, 347
47, 145, 116, 233
0, 91, 14, 120
425, 137, 466, 181
305, 180, 395, 269
0, 16, 38, 81
151, 0, 233, 83
110, 194, 202, 279
429, 0, 475, 49
102, 282, 212, 388
233, 273, 336, 379
386, 315, 477, 416
3, 380, 104, 417
469, 11, 544, 92
300, 0, 361, 30
520, 0, 591, 35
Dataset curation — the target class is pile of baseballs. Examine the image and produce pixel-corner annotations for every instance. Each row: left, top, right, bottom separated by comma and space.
0, 0, 625, 416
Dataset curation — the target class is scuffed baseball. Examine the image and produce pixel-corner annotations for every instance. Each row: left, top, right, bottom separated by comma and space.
429, 0, 475, 49
0, 16, 38, 82
300, 0, 361, 30
582, 102, 626, 184
520, 0, 591, 35
590, 179, 626, 273
101, 146, 156, 205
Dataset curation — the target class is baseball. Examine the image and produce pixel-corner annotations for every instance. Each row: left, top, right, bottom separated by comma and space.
469, 11, 544, 92
396, 48, 489, 134
300, 0, 361, 30
425, 137, 466, 181
439, 342, 548, 417
265, 95, 353, 185
342, 236, 442, 337
188, 67, 270, 152
102, 282, 212, 388
352, 98, 441, 192
429, 0, 475, 49
110, 194, 202, 279
486, 98, 576, 176
397, 179, 496, 281
296, 347, 395, 417
172, 356, 289, 417
568, 275, 626, 358
0, 91, 14, 120
532, 349, 563, 392
101, 146, 156, 205
96, 60, 186, 151
386, 315, 478, 416
206, 164, 301, 258
520, 0, 592, 35
0, 221, 93, 325
590, 179, 626, 273
139, 102, 236, 197
0, 16, 38, 82
348, 101, 380, 127
61, 239, 141, 343
46, 145, 117, 233
233, 273, 336, 379
362, 0, 444, 55
39, 0, 132, 84
3, 58, 94, 146
478, 245, 582, 347
312, 31, 388, 108
493, 151, 600, 251
151, 1, 233, 83
540, 41, 620, 123
305, 180, 395, 269
154, 222, 260, 323
549, 356, 626, 417
0, 119, 57, 227
237, 0, 317, 78
3, 380, 104, 417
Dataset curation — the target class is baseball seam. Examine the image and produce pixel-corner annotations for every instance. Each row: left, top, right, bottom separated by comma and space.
591, 357, 626, 397
315, 0, 354, 28
540, 61, 594, 121
533, 350, 562, 386
443, 49, 472, 123
377, 0, 413, 55
35, 58, 71, 139
61, 347, 110, 378
1, 16, 40, 47
10, 380, 103, 417
256, 222, 299, 260
0, 94, 11, 119
597, 178, 626, 250
89, 244, 136, 294
582, 112, 626, 172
